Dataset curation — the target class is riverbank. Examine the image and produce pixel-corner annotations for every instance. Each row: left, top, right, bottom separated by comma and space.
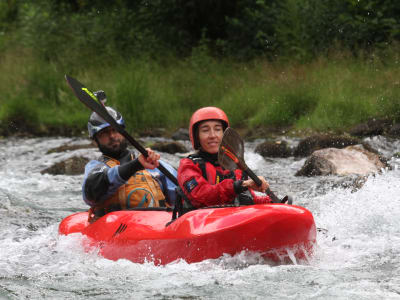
1, 47, 400, 139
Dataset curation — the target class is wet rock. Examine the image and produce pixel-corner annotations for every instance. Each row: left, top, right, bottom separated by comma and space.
349, 118, 393, 137
294, 134, 363, 157
171, 128, 190, 141
296, 145, 388, 177
138, 128, 166, 137
40, 156, 89, 175
255, 140, 292, 158
242, 126, 294, 141
150, 141, 188, 154
0, 116, 84, 137
387, 123, 400, 137
333, 176, 369, 193
295, 154, 335, 176
242, 127, 272, 141
46, 142, 96, 154
0, 118, 36, 137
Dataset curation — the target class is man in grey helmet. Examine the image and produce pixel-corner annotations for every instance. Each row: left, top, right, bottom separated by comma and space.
82, 90, 177, 222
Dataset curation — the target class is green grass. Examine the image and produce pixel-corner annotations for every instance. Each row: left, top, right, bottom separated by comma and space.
1, 46, 400, 136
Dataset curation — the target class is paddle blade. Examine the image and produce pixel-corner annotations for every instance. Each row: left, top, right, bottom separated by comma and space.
218, 127, 245, 171
65, 75, 116, 126
65, 74, 145, 153
218, 128, 284, 202
65, 75, 179, 186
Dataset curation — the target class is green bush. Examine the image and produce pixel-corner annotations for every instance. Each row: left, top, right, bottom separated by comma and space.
4, 0, 400, 63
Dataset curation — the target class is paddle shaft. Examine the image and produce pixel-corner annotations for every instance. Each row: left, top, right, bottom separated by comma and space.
242, 166, 262, 186
241, 165, 280, 202
65, 75, 179, 186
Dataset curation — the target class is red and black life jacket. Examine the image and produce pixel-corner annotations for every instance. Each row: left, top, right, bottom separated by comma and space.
173, 153, 251, 220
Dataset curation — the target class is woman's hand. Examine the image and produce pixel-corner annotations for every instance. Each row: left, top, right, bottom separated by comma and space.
138, 148, 160, 169
242, 176, 269, 193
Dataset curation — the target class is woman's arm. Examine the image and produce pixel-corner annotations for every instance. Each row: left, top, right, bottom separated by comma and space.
177, 158, 237, 207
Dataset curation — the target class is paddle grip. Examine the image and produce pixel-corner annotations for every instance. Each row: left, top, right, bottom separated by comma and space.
244, 168, 281, 202
100, 111, 180, 186
97, 116, 179, 186
123, 131, 179, 186
244, 167, 262, 186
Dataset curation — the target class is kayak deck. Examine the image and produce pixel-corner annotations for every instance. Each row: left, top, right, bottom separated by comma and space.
59, 204, 316, 265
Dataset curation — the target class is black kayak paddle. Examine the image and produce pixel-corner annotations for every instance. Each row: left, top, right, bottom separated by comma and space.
65, 74, 179, 186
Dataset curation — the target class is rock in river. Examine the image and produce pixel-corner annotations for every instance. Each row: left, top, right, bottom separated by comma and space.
41, 156, 90, 176
296, 145, 389, 176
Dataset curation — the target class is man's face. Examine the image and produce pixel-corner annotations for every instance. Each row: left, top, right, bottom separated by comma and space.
95, 126, 128, 158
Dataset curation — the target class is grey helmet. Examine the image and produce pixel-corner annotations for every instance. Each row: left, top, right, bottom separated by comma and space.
87, 91, 125, 139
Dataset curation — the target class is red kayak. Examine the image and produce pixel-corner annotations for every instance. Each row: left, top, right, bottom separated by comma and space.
59, 204, 316, 265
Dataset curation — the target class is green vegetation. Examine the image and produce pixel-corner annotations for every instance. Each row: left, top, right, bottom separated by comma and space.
2, 47, 399, 136
1, 1, 400, 137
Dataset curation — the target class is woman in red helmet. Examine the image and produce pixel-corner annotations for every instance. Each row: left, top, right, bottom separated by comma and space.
177, 106, 273, 209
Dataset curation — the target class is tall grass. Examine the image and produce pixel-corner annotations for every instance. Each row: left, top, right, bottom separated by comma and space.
1, 45, 400, 136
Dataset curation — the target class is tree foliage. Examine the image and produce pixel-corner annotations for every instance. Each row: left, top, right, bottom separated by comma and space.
1, 0, 400, 61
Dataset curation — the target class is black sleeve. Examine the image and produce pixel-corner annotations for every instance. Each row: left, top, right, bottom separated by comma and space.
117, 158, 144, 181
84, 167, 110, 204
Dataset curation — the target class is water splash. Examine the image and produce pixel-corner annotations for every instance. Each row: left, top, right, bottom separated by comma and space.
1, 137, 400, 299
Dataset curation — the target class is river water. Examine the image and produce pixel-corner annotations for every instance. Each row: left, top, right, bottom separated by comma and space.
0, 136, 399, 299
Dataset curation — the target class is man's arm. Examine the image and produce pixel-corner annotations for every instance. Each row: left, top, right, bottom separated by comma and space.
82, 159, 144, 206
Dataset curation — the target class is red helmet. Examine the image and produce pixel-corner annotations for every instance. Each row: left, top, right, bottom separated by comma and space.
189, 106, 229, 149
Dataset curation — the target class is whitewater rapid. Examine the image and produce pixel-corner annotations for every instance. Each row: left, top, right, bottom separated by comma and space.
0, 137, 399, 299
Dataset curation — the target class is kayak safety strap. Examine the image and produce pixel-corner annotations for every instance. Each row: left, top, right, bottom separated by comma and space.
165, 187, 194, 227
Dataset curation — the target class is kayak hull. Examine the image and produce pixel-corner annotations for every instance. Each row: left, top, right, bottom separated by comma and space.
59, 204, 316, 265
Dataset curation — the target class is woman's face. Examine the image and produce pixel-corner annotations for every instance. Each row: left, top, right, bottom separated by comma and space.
198, 120, 224, 154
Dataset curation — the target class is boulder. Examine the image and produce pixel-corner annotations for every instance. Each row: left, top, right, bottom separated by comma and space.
349, 118, 393, 137
296, 145, 388, 177
171, 128, 190, 141
150, 141, 188, 154
388, 123, 400, 137
46, 142, 95, 154
294, 134, 367, 157
138, 128, 166, 137
255, 140, 292, 158
41, 156, 90, 175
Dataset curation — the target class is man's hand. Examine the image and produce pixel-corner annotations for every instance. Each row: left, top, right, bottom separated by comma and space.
138, 148, 160, 169
243, 176, 269, 193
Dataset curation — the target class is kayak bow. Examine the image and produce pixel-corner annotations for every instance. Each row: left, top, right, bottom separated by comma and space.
59, 203, 316, 265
